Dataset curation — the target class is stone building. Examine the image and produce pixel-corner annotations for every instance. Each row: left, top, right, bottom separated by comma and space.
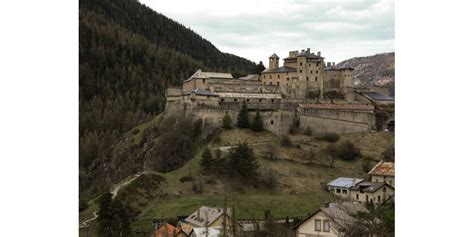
165, 48, 392, 136
261, 48, 355, 101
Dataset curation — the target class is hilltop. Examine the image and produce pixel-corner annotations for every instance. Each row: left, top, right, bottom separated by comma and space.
338, 52, 395, 96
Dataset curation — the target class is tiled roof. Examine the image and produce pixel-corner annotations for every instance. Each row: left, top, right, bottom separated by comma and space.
184, 69, 233, 82
183, 88, 219, 97
299, 103, 374, 111
262, 66, 297, 73
217, 92, 282, 99
154, 223, 176, 237
362, 92, 394, 101
368, 161, 395, 176
327, 177, 364, 188
351, 182, 393, 193
293, 202, 369, 230
184, 206, 230, 227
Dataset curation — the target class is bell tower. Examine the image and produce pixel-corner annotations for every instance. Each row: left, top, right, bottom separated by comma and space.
269, 53, 280, 70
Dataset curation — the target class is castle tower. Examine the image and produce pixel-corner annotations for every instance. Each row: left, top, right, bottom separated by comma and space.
269, 53, 280, 70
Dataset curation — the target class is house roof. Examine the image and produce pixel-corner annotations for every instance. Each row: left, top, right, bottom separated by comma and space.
191, 227, 222, 237
361, 92, 394, 102
368, 161, 395, 176
339, 62, 355, 70
184, 69, 233, 82
350, 182, 394, 193
216, 92, 282, 99
262, 66, 297, 73
269, 53, 279, 59
154, 223, 176, 237
327, 177, 364, 188
238, 74, 258, 80
184, 206, 230, 227
183, 88, 219, 97
293, 202, 368, 230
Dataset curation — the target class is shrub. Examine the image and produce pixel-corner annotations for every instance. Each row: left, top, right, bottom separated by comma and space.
179, 175, 195, 183
324, 141, 360, 162
222, 113, 232, 129
280, 135, 292, 147
338, 141, 360, 161
316, 132, 340, 143
361, 157, 373, 172
381, 144, 395, 161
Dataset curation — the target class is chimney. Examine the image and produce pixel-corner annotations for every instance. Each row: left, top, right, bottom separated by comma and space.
306, 48, 310, 54
327, 62, 331, 67
317, 51, 321, 56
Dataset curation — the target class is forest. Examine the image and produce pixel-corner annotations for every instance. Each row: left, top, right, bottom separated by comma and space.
79, 0, 258, 195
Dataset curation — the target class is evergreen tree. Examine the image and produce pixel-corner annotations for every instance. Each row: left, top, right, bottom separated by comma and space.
200, 147, 214, 173
251, 110, 264, 132
97, 193, 134, 237
254, 61, 266, 74
237, 101, 250, 128
222, 113, 232, 129
228, 143, 259, 180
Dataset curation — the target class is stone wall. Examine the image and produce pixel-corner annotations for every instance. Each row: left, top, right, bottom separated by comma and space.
299, 108, 375, 134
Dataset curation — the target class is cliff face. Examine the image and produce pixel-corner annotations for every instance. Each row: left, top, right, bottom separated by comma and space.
338, 52, 395, 96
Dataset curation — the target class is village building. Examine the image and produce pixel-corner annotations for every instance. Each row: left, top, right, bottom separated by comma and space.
327, 177, 364, 198
189, 227, 222, 237
183, 206, 236, 229
293, 202, 374, 237
350, 181, 395, 205
153, 223, 178, 237
368, 161, 395, 187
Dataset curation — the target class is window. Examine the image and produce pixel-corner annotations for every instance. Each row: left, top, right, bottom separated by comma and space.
342, 189, 347, 194
323, 220, 330, 232
271, 120, 274, 125
264, 75, 266, 79
300, 70, 303, 73
309, 64, 311, 66
375, 179, 379, 182
234, 99, 237, 102
246, 99, 250, 102
270, 82, 273, 85
220, 98, 224, 102
271, 99, 274, 103
378, 195, 381, 202
300, 62, 303, 66
316, 70, 319, 73
356, 193, 359, 200
203, 79, 206, 83
336, 189, 341, 193
306, 77, 309, 81
277, 82, 280, 86
259, 99, 262, 102
270, 75, 272, 79
383, 187, 386, 192
287, 77, 289, 81
314, 219, 321, 231
310, 70, 313, 74
277, 75, 280, 79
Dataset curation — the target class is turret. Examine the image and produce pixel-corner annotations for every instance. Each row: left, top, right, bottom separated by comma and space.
269, 53, 280, 70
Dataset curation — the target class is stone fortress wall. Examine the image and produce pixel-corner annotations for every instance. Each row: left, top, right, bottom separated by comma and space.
165, 48, 392, 136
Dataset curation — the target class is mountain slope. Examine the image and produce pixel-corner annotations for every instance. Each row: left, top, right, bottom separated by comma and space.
80, 0, 256, 76
338, 52, 395, 96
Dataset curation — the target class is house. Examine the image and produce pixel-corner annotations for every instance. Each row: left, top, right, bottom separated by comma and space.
189, 227, 222, 237
293, 202, 372, 237
327, 177, 364, 198
184, 206, 235, 229
350, 182, 395, 205
154, 223, 176, 237
368, 161, 395, 187
175, 225, 192, 237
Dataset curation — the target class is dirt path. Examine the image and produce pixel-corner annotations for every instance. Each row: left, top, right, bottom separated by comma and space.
218, 139, 279, 152
79, 172, 146, 229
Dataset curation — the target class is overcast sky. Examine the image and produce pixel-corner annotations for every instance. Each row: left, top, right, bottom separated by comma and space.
139, 0, 394, 67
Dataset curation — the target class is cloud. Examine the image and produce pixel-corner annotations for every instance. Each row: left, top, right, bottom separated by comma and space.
140, 0, 394, 65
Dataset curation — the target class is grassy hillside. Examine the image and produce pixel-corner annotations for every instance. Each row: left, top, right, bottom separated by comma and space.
80, 128, 393, 234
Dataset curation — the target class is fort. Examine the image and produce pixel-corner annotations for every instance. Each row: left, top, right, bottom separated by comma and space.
165, 48, 394, 136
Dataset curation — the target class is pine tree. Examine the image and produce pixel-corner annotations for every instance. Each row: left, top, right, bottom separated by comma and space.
97, 193, 134, 237
222, 113, 232, 129
237, 101, 250, 128
229, 143, 259, 180
251, 110, 264, 132
200, 147, 214, 173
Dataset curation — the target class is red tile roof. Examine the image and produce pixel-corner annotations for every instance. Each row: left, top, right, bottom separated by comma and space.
154, 224, 176, 237
368, 161, 395, 176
